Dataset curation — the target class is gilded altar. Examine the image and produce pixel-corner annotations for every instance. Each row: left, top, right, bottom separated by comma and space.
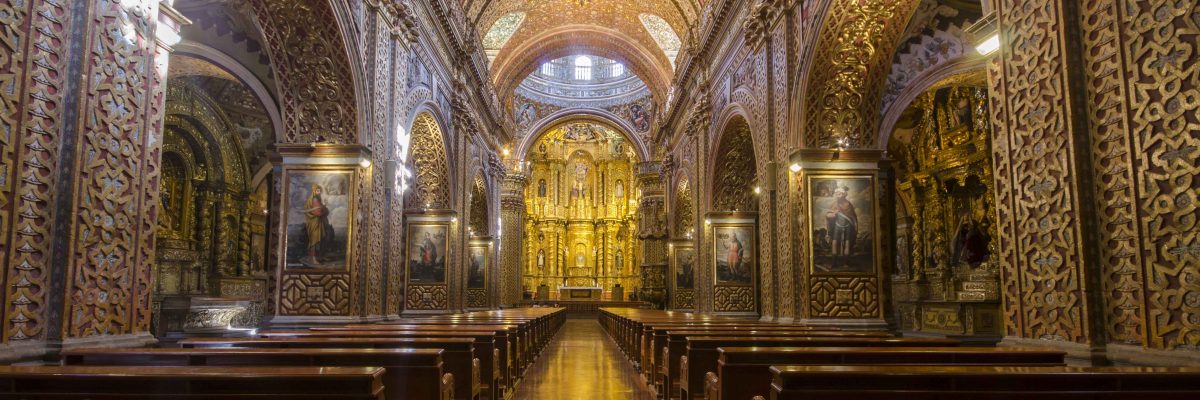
889, 80, 1002, 338
522, 121, 641, 295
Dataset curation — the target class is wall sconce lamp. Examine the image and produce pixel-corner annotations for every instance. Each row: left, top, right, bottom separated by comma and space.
966, 12, 1000, 56
358, 158, 372, 169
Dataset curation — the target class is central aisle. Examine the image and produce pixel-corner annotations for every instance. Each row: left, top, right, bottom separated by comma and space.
514, 318, 654, 399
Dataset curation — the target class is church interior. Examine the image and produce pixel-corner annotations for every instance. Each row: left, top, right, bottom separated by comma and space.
0, 0, 1198, 397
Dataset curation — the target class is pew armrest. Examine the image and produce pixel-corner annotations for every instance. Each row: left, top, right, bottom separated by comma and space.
441, 373, 454, 400
704, 372, 719, 400
472, 358, 481, 399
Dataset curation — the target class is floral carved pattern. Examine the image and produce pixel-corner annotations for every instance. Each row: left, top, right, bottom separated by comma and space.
405, 113, 451, 209
712, 118, 756, 212
0, 0, 70, 343
65, 0, 162, 337
249, 0, 357, 144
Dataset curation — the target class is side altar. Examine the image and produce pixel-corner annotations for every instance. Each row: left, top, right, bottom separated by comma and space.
558, 286, 603, 300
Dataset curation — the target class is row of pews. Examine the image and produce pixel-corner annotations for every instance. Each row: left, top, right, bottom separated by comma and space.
0, 307, 565, 399
600, 307, 1200, 400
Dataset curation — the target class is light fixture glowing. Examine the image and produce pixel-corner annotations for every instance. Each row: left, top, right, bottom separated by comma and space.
451, 217, 458, 223
789, 163, 802, 173
358, 158, 372, 169
753, 186, 762, 195
975, 33, 1000, 55
502, 148, 511, 157
704, 219, 712, 225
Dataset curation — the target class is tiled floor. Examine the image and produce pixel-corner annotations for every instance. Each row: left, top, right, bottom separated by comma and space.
513, 318, 654, 399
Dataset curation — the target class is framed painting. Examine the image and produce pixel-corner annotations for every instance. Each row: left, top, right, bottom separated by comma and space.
712, 224, 755, 286
672, 246, 695, 290
467, 244, 488, 289
283, 168, 356, 271
808, 174, 877, 274
406, 223, 449, 284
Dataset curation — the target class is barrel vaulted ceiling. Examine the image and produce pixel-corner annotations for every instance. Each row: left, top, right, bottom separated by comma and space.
466, 0, 703, 101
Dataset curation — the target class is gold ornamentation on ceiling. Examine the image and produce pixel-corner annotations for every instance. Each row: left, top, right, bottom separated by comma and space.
249, 0, 358, 144
805, 0, 920, 149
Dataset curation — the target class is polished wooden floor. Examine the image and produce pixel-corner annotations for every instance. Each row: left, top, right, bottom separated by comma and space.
514, 318, 654, 399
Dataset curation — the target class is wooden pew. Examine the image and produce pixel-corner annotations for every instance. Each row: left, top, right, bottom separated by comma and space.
766, 365, 1200, 400
649, 327, 883, 392
261, 328, 507, 399
179, 336, 479, 400
61, 347, 452, 400
677, 336, 959, 400
708, 346, 1066, 400
0, 365, 387, 399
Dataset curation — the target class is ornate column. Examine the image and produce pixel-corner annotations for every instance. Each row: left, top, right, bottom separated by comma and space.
636, 162, 668, 308
499, 170, 528, 306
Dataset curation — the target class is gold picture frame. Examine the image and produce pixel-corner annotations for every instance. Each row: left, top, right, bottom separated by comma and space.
806, 172, 879, 275
467, 243, 488, 289
711, 220, 756, 287
281, 167, 358, 273
405, 222, 450, 285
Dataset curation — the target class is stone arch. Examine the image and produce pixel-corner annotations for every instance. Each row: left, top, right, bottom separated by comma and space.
248, 0, 361, 145
173, 42, 283, 145
164, 81, 250, 192
710, 115, 758, 212
878, 60, 986, 148
518, 109, 650, 162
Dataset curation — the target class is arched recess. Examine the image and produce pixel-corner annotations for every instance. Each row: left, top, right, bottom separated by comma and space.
518, 109, 650, 162
673, 173, 695, 237
798, 0, 922, 149
710, 115, 758, 212
878, 59, 986, 148
468, 173, 490, 237
491, 26, 672, 104
405, 112, 452, 210
247, 0, 361, 144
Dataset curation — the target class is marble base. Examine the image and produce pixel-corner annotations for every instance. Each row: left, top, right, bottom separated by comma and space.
0, 340, 51, 364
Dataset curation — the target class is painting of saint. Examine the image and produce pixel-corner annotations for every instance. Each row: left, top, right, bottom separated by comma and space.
285, 170, 353, 270
810, 176, 875, 273
628, 104, 650, 132
714, 226, 754, 285
407, 224, 448, 283
674, 248, 695, 289
468, 246, 487, 289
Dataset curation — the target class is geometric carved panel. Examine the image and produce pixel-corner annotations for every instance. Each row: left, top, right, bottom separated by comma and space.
809, 276, 880, 318
406, 284, 448, 310
674, 289, 695, 310
279, 274, 351, 315
713, 286, 755, 313
466, 288, 487, 309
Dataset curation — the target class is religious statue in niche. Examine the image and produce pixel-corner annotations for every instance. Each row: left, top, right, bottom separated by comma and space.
571, 161, 589, 200
628, 103, 650, 132
406, 224, 448, 283
714, 226, 754, 285
575, 244, 586, 268
537, 249, 545, 270
538, 179, 547, 197
809, 176, 875, 274
614, 250, 623, 273
285, 170, 354, 270
615, 179, 625, 199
